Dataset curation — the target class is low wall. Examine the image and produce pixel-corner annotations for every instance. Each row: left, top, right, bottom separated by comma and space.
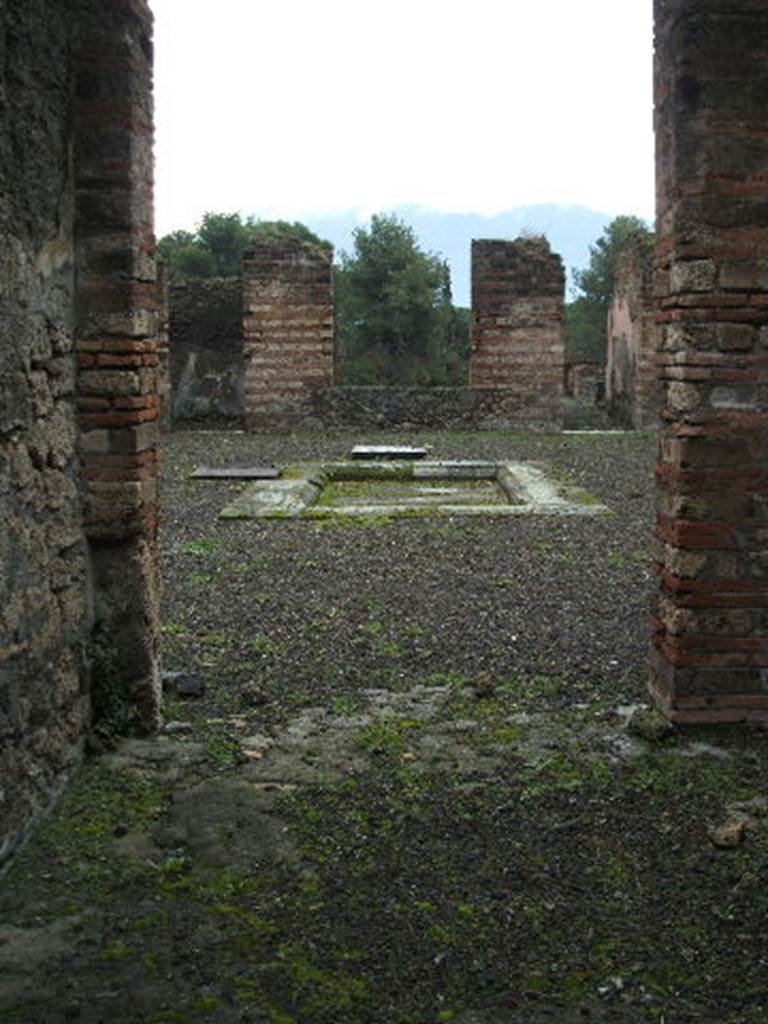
169, 278, 244, 421
284, 386, 563, 431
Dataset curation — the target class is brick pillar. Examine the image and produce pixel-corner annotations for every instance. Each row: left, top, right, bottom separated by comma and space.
470, 238, 564, 428
242, 240, 334, 429
651, 0, 768, 722
607, 240, 663, 429
73, 0, 161, 732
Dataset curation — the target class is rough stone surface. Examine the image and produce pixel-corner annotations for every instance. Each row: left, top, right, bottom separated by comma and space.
651, 0, 768, 722
169, 277, 244, 421
0, 0, 90, 872
470, 237, 565, 428
607, 240, 662, 429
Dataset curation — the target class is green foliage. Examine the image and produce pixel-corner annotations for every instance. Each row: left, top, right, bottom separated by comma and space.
157, 212, 330, 282
335, 213, 469, 386
565, 214, 654, 363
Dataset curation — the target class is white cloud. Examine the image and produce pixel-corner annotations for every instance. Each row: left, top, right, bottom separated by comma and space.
152, 0, 654, 235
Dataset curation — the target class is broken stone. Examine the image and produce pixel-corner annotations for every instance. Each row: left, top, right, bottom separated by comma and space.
163, 672, 205, 699
472, 671, 496, 699
351, 445, 428, 459
191, 465, 281, 480
709, 815, 750, 849
241, 682, 269, 707
161, 720, 193, 734
626, 707, 674, 742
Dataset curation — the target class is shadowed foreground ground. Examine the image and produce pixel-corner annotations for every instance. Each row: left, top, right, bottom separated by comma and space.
1, 429, 767, 1024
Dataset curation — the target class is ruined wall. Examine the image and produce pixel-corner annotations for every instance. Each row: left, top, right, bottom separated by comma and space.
651, 0, 768, 722
470, 238, 564, 428
243, 241, 334, 429
0, 0, 90, 869
169, 278, 244, 421
606, 241, 662, 429
0, 0, 160, 871
564, 362, 602, 402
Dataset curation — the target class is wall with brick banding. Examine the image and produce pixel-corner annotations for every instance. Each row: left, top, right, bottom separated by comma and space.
243, 241, 334, 429
651, 0, 768, 723
0, 0, 160, 872
469, 238, 564, 429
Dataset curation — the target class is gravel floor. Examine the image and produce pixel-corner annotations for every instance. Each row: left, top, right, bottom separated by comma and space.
161, 427, 658, 724
4, 427, 768, 1024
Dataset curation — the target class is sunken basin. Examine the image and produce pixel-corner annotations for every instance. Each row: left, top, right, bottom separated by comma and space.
218, 460, 610, 520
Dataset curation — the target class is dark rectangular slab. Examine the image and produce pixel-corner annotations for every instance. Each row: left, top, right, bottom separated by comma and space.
192, 466, 281, 480
351, 445, 428, 460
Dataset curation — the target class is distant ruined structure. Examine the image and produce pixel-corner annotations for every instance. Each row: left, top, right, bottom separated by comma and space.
470, 237, 565, 427
606, 239, 662, 429
169, 278, 244, 422
242, 240, 335, 430
1, 0, 766, 870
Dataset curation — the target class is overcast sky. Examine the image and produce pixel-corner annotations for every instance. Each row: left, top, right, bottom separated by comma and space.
152, 0, 654, 238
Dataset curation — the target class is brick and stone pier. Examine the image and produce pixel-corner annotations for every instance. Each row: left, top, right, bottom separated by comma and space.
651, 0, 768, 721
243, 240, 334, 429
470, 238, 564, 428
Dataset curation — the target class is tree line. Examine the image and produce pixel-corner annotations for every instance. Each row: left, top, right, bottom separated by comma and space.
158, 211, 653, 383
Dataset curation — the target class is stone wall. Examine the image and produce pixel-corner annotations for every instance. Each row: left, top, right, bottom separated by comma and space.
302, 386, 562, 430
1, 0, 90, 869
0, 0, 160, 871
470, 238, 564, 428
169, 278, 244, 421
243, 241, 334, 430
651, 0, 768, 722
606, 240, 661, 428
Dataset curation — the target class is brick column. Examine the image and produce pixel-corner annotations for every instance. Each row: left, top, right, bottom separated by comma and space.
651, 0, 768, 722
73, 0, 161, 732
243, 240, 334, 429
470, 238, 564, 428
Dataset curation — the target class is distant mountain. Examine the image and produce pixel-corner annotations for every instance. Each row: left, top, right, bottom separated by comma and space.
292, 204, 623, 307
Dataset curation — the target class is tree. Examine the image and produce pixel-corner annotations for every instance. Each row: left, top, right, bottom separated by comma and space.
157, 213, 330, 282
335, 213, 467, 385
566, 214, 654, 363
